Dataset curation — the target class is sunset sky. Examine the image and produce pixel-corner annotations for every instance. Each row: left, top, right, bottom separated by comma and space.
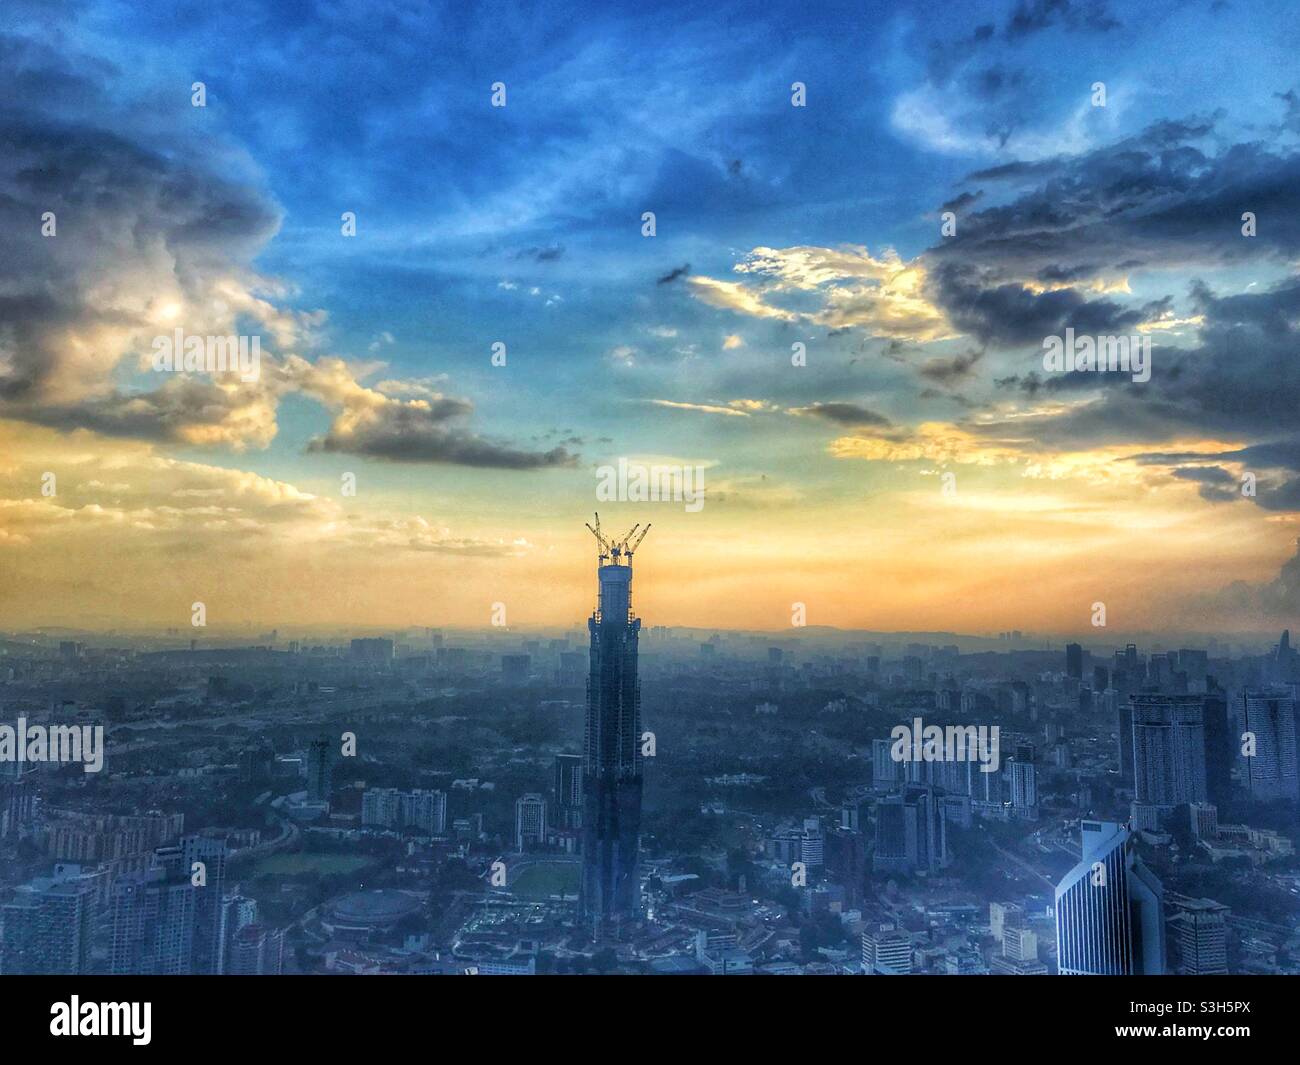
3, 0, 1300, 635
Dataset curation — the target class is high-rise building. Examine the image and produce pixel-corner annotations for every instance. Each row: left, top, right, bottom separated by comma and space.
183, 835, 227, 974
0, 878, 94, 975
1274, 629, 1299, 681
0, 779, 36, 840
558, 650, 585, 686
306, 737, 334, 804
361, 788, 446, 834
1242, 688, 1299, 801
1167, 897, 1229, 975
1065, 642, 1083, 680
227, 924, 285, 975
110, 845, 196, 974
862, 927, 913, 974
553, 753, 583, 831
967, 755, 1003, 805
501, 653, 531, 683
1009, 759, 1037, 817
349, 637, 394, 664
928, 755, 966, 795
990, 902, 1024, 941
361, 787, 402, 828
1117, 699, 1135, 784
1202, 689, 1232, 805
1092, 665, 1110, 693
579, 519, 647, 935
800, 817, 824, 868
403, 789, 446, 835
872, 737, 899, 790
873, 785, 947, 873
1055, 820, 1165, 975
1178, 649, 1209, 693
1130, 694, 1208, 810
515, 793, 547, 851
1003, 926, 1038, 963
824, 826, 866, 907
1149, 653, 1173, 689
218, 893, 258, 972
238, 741, 275, 785
1188, 801, 1218, 841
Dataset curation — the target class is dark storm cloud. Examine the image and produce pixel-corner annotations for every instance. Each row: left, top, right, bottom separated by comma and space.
926, 261, 1164, 347
930, 116, 1300, 296
0, 23, 568, 472
994, 372, 1040, 395
0, 111, 281, 404
1277, 89, 1300, 132
0, 24, 288, 451
926, 0, 1118, 86
789, 402, 892, 428
1169, 464, 1239, 503
1227, 439, 1300, 471
993, 367, 1143, 397
964, 276, 1300, 515
307, 402, 579, 469
963, 159, 1064, 183
918, 349, 984, 383
8, 378, 273, 445
967, 64, 1026, 100
1167, 278, 1300, 435
1170, 465, 1235, 485
1004, 0, 1120, 39
920, 102, 1300, 515
940, 190, 984, 213
1134, 436, 1300, 512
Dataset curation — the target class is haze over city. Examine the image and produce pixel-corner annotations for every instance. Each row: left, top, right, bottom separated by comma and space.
2, 2, 1299, 1016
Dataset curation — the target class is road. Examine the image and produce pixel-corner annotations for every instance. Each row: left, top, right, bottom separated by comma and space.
984, 830, 1058, 892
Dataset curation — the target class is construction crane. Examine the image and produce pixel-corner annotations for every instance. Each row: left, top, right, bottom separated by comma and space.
585, 512, 612, 562
622, 523, 650, 563
585, 513, 651, 565
587, 512, 616, 561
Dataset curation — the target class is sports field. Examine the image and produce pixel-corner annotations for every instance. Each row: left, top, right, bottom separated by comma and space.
510, 862, 580, 898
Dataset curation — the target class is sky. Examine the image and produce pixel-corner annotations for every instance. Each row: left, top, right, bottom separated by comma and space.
2, 0, 1300, 636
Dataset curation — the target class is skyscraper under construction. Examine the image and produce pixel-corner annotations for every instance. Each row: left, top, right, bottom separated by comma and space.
580, 514, 648, 936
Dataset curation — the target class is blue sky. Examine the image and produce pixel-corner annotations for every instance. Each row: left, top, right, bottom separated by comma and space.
96, 0, 1286, 421
4, 0, 1300, 632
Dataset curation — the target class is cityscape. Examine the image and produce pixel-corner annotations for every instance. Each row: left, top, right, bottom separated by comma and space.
1, 0, 1299, 996
2, 524, 1298, 976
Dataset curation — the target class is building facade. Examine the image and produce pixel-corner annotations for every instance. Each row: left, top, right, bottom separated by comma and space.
1055, 820, 1165, 975
580, 535, 645, 935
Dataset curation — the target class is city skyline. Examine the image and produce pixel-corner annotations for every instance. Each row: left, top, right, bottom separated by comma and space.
3, 1, 1300, 636
4, 0, 1300, 1013
4, 576, 1299, 979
